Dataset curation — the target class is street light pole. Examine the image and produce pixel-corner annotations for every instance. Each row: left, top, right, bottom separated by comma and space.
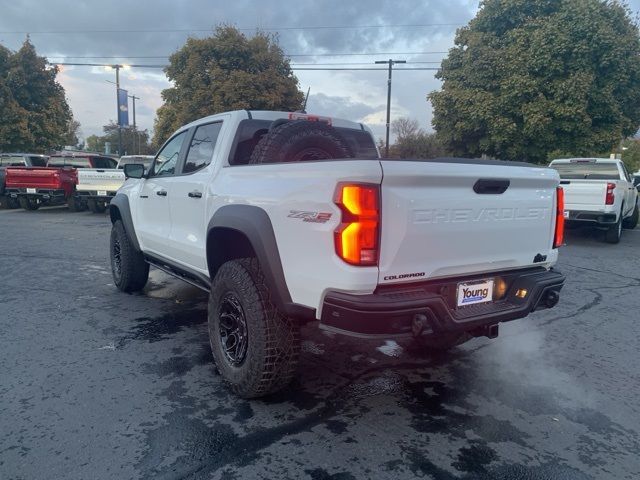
128, 94, 140, 154
113, 64, 123, 156
375, 59, 406, 158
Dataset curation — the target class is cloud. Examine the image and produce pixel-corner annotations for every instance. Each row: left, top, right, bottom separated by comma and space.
2, 0, 639, 140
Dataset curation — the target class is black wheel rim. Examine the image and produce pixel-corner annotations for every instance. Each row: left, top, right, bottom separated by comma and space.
112, 237, 122, 281
218, 293, 249, 367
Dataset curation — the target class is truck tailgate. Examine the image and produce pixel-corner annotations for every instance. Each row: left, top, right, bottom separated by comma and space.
378, 160, 560, 284
559, 181, 607, 209
76, 169, 124, 192
5, 167, 71, 189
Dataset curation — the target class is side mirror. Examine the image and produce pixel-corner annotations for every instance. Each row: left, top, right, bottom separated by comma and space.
124, 163, 145, 179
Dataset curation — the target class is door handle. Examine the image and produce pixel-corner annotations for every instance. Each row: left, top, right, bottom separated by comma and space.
188, 191, 202, 198
156, 190, 167, 196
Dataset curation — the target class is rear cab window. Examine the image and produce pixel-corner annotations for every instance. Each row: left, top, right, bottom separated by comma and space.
227, 119, 378, 165
0, 156, 27, 167
551, 161, 622, 180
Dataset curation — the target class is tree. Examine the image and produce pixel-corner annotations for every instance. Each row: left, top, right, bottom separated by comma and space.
392, 117, 420, 141
153, 26, 304, 145
0, 39, 72, 152
429, 0, 640, 163
86, 122, 152, 155
63, 119, 81, 147
388, 117, 449, 159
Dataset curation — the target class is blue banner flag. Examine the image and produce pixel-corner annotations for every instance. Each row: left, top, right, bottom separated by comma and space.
117, 89, 129, 127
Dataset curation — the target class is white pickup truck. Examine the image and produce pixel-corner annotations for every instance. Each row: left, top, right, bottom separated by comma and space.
109, 110, 565, 398
75, 155, 153, 213
549, 158, 639, 243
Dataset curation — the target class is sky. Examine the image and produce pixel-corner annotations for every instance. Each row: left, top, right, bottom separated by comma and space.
1, 0, 639, 144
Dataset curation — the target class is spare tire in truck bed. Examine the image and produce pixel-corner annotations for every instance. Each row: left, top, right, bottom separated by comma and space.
249, 120, 354, 164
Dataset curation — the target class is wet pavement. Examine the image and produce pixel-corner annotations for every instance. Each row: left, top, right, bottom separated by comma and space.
1, 206, 639, 480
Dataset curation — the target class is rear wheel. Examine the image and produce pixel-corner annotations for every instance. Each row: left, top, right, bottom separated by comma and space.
19, 197, 40, 211
67, 195, 84, 212
88, 199, 107, 213
110, 220, 149, 292
208, 258, 300, 398
605, 213, 623, 244
622, 203, 639, 230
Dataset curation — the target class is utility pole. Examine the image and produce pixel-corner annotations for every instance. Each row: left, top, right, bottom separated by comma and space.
375, 59, 406, 158
129, 94, 140, 154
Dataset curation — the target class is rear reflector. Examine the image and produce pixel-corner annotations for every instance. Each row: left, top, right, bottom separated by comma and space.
334, 184, 380, 265
605, 182, 615, 205
554, 186, 565, 248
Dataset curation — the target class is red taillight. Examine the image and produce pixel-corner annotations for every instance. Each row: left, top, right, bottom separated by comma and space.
334, 184, 380, 265
605, 182, 615, 205
554, 186, 565, 248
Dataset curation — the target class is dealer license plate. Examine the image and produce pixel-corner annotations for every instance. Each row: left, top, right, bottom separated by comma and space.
457, 279, 494, 307
26, 188, 36, 194
98, 190, 107, 196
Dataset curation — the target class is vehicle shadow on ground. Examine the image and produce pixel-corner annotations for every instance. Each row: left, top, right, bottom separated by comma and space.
122, 275, 634, 480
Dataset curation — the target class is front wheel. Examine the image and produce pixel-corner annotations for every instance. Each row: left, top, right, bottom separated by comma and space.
622, 203, 639, 230
19, 196, 40, 211
110, 220, 149, 292
208, 258, 300, 398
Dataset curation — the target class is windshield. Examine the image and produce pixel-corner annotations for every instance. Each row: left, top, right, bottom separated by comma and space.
48, 157, 92, 168
550, 162, 621, 180
118, 156, 153, 168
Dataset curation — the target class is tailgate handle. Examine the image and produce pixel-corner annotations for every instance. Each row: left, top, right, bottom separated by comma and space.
560, 180, 570, 185
473, 179, 510, 194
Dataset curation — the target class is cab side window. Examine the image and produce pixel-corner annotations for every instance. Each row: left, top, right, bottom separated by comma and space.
152, 131, 187, 176
183, 122, 223, 174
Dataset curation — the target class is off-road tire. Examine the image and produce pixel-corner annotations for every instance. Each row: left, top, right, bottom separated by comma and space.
605, 213, 623, 244
19, 197, 40, 210
249, 120, 353, 164
110, 220, 149, 292
622, 203, 639, 230
208, 258, 300, 398
0, 196, 12, 209
88, 199, 107, 214
67, 195, 84, 212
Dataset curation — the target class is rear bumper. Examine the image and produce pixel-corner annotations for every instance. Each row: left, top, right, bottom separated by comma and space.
565, 209, 617, 225
6, 188, 67, 201
76, 190, 117, 202
320, 267, 564, 338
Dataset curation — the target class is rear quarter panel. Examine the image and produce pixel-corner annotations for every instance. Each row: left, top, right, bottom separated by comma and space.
209, 160, 383, 314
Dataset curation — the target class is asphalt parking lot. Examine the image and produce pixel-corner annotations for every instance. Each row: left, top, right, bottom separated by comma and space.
1, 207, 639, 480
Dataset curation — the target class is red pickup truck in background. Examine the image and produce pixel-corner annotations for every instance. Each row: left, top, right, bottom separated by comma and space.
4, 154, 116, 211
5, 166, 78, 210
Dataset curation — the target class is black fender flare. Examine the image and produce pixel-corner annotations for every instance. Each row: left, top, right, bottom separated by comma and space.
207, 204, 315, 321
109, 194, 141, 252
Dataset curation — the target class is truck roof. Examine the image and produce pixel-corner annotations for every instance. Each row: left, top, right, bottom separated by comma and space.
177, 110, 366, 134
550, 158, 621, 164
0, 153, 48, 157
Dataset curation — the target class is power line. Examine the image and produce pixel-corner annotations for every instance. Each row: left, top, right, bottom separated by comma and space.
0, 23, 463, 35
44, 51, 448, 60
52, 62, 439, 71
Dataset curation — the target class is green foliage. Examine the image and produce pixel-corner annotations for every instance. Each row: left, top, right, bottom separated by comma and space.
0, 39, 72, 152
153, 26, 304, 146
388, 117, 449, 159
622, 138, 640, 173
86, 122, 153, 155
429, 0, 640, 163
